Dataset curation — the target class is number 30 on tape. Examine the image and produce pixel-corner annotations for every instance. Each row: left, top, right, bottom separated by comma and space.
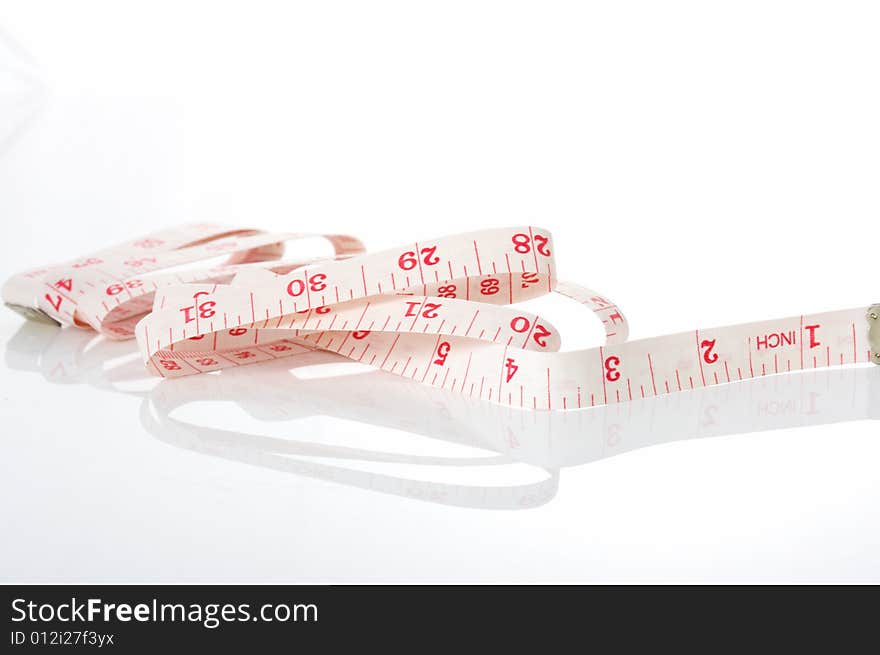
4, 224, 879, 411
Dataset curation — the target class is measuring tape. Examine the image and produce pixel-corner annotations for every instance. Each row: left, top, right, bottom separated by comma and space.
5, 224, 878, 411
2, 223, 365, 336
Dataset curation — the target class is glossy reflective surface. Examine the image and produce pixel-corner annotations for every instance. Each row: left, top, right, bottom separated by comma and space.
3, 317, 880, 582
2, 4, 880, 582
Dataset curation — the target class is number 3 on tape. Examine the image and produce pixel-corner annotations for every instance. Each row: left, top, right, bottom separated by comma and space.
4, 225, 878, 411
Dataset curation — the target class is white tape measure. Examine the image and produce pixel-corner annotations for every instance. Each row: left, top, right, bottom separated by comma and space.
1, 223, 365, 335
4, 224, 878, 411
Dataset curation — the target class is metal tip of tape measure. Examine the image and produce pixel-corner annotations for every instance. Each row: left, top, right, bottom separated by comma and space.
869, 304, 880, 365
4, 303, 62, 327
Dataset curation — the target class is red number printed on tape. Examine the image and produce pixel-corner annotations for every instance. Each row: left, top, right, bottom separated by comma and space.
1, 224, 366, 338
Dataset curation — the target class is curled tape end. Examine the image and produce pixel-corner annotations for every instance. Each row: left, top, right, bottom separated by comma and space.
230, 268, 280, 288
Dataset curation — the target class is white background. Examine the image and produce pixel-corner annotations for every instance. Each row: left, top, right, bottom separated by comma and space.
1, 1, 878, 582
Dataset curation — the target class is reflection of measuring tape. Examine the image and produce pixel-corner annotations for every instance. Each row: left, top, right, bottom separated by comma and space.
5, 224, 879, 410
5, 322, 559, 510
8, 319, 877, 509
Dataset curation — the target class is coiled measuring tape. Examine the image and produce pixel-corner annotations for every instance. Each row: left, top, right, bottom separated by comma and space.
4, 224, 879, 411
2, 223, 364, 335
